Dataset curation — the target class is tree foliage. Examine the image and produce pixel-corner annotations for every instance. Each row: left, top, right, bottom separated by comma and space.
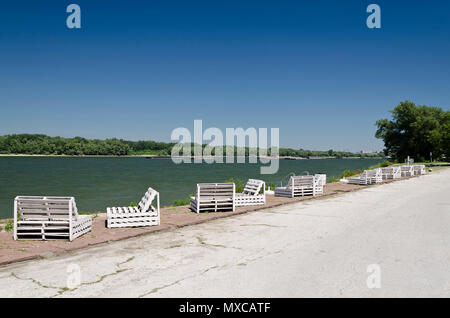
0, 134, 131, 156
0, 133, 384, 157
375, 101, 450, 161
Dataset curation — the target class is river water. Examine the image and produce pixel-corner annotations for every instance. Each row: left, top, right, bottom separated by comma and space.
0, 157, 383, 218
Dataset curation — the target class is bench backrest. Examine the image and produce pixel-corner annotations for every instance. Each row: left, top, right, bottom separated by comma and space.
242, 179, 265, 196
288, 176, 315, 188
401, 165, 413, 172
138, 188, 157, 212
381, 167, 393, 174
359, 170, 369, 179
197, 183, 235, 199
15, 196, 78, 221
314, 174, 327, 186
367, 168, 381, 177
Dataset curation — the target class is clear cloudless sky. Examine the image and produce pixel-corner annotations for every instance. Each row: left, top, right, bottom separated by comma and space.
0, 0, 449, 152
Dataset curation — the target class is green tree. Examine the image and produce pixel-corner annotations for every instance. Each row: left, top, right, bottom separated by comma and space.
375, 101, 450, 161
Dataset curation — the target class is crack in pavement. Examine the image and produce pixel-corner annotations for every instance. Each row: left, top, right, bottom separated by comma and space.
10, 256, 136, 297
299, 214, 342, 218
139, 279, 183, 297
196, 236, 242, 250
240, 223, 286, 228
138, 265, 220, 298
139, 247, 286, 297
10, 272, 61, 290
257, 210, 306, 215
233, 249, 283, 267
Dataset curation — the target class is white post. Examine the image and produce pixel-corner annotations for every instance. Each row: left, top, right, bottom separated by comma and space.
69, 198, 73, 241
196, 184, 200, 214
232, 183, 235, 212
13, 197, 18, 240
262, 181, 266, 204
291, 177, 294, 198
313, 176, 316, 196
157, 191, 160, 225
214, 183, 218, 212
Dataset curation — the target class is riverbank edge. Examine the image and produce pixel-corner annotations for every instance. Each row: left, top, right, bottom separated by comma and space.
0, 154, 385, 160
2, 169, 445, 267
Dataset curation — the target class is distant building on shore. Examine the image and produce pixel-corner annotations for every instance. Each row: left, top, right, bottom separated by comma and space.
360, 150, 376, 154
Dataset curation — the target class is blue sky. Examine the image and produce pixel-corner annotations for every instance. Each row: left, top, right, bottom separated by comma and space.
1, 0, 449, 152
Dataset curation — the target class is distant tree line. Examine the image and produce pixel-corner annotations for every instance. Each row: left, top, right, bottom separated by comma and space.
0, 134, 133, 156
376, 101, 450, 162
0, 133, 382, 158
275, 148, 380, 158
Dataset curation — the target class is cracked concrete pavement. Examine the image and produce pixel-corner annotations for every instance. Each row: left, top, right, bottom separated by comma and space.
1, 168, 449, 297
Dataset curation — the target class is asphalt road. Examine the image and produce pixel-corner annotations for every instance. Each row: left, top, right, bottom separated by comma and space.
1, 168, 449, 297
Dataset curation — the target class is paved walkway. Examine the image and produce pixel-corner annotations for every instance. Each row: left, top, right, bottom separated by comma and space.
0, 169, 449, 297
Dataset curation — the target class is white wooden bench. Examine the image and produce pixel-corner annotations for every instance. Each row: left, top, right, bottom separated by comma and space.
368, 168, 382, 184
381, 166, 401, 180
314, 174, 326, 195
190, 183, 235, 213
235, 179, 265, 206
348, 170, 371, 185
275, 175, 316, 197
107, 187, 160, 228
401, 165, 414, 177
412, 164, 426, 175
348, 169, 382, 185
14, 196, 92, 241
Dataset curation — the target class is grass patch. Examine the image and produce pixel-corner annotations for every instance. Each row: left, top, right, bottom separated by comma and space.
371, 160, 392, 169
225, 178, 244, 193
4, 220, 13, 232
327, 167, 370, 183
173, 194, 194, 207
339, 169, 361, 178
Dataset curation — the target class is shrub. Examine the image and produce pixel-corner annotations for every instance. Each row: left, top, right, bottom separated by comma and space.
339, 170, 352, 178
327, 176, 339, 183
129, 202, 138, 207
372, 160, 391, 168
338, 169, 361, 179
380, 160, 391, 167
4, 220, 13, 232
173, 197, 191, 206
225, 178, 244, 193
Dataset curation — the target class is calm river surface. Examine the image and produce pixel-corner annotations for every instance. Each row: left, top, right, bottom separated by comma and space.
0, 157, 383, 218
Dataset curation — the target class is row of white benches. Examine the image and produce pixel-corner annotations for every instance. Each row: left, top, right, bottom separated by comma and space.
190, 174, 327, 212
13, 174, 326, 241
348, 165, 426, 185
13, 179, 266, 241
14, 165, 423, 242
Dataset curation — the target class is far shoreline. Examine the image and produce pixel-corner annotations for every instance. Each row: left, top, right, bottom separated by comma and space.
0, 154, 386, 160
